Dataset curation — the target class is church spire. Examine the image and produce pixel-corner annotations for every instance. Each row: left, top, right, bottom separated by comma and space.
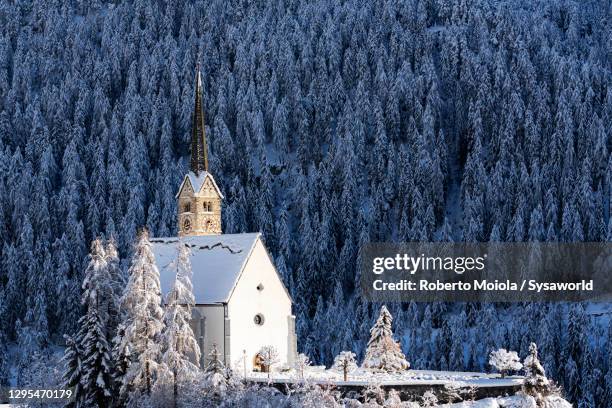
190, 63, 208, 175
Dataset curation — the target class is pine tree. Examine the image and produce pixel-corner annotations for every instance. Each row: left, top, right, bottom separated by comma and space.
362, 305, 409, 372
0, 315, 9, 387
80, 306, 113, 407
117, 229, 164, 399
523, 343, 551, 400
62, 238, 114, 407
204, 344, 227, 387
157, 242, 200, 407
61, 335, 83, 408
105, 238, 124, 332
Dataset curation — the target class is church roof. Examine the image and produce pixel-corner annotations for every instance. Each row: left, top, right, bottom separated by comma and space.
151, 233, 260, 304
175, 171, 225, 199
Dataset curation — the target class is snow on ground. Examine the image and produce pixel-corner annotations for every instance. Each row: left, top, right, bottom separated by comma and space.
446, 395, 572, 407
247, 367, 523, 387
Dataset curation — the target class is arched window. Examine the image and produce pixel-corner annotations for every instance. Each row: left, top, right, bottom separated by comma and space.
183, 218, 191, 232
203, 201, 212, 212
183, 202, 191, 213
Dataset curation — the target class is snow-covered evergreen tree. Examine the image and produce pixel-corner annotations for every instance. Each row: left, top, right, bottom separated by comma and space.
116, 229, 164, 400
362, 305, 409, 372
61, 335, 83, 408
204, 344, 227, 388
105, 237, 124, 332
61, 238, 114, 407
156, 242, 200, 407
79, 306, 113, 406
0, 295, 8, 387
523, 342, 551, 399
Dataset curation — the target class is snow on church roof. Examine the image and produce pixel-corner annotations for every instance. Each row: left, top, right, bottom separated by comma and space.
175, 171, 225, 199
151, 233, 259, 304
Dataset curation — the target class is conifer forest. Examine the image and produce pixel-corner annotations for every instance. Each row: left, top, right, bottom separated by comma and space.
0, 0, 610, 406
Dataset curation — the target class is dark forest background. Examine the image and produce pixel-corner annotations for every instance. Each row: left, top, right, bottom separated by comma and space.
0, 0, 609, 405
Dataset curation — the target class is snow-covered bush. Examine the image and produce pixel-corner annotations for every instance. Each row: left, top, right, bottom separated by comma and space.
489, 348, 523, 378
362, 306, 409, 373
383, 389, 420, 408
290, 381, 342, 407
362, 382, 386, 405
421, 390, 438, 407
332, 351, 358, 381
443, 381, 462, 402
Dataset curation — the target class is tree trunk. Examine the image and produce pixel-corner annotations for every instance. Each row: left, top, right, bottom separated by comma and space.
343, 365, 348, 381
173, 369, 177, 408
146, 360, 151, 394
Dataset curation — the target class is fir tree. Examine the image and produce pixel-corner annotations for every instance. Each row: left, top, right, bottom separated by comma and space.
62, 238, 114, 407
117, 229, 164, 400
523, 343, 551, 400
362, 305, 409, 372
157, 242, 200, 407
204, 344, 227, 387
61, 335, 83, 408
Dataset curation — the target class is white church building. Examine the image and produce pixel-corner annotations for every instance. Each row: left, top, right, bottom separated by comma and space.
151, 66, 297, 372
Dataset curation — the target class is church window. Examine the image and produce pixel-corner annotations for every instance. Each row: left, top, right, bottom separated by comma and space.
183, 218, 191, 232
256, 283, 264, 291
253, 314, 265, 326
183, 203, 191, 213
203, 201, 212, 212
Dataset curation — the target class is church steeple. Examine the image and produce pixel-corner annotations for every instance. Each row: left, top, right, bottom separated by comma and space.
190, 63, 208, 175
176, 62, 223, 237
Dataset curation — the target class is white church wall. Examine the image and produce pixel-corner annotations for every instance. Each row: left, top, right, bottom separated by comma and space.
190, 304, 225, 367
227, 238, 294, 371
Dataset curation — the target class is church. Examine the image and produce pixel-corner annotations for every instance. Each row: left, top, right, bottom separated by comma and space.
151, 66, 297, 372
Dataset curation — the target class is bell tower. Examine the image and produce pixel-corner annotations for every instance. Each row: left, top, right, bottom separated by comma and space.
177, 64, 223, 236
